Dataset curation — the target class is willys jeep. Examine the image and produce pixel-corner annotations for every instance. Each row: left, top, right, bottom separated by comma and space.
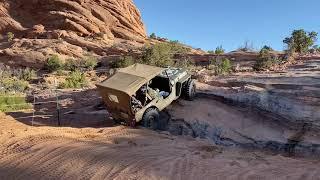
96, 64, 196, 129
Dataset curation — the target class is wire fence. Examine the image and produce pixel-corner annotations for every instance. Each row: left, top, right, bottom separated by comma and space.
0, 77, 87, 126
0, 90, 64, 126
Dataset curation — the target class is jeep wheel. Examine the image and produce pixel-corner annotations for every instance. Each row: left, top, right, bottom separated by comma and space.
183, 79, 196, 100
113, 118, 123, 125
142, 108, 160, 130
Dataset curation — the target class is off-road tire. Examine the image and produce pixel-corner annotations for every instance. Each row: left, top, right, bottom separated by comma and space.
183, 79, 196, 100
142, 108, 160, 130
113, 118, 122, 125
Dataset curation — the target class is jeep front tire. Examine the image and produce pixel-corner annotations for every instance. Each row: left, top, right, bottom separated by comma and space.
183, 79, 196, 100
142, 108, 160, 130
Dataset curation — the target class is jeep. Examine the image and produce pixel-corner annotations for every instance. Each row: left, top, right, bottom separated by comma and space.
96, 63, 196, 129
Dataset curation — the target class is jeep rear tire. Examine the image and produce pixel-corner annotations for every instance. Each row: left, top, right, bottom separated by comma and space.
142, 108, 160, 130
183, 79, 196, 100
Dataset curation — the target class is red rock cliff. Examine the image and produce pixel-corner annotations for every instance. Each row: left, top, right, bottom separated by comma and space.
0, 0, 146, 42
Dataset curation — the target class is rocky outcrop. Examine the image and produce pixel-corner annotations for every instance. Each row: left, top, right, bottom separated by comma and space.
185, 51, 285, 68
0, 0, 147, 68
197, 59, 320, 128
0, 0, 146, 42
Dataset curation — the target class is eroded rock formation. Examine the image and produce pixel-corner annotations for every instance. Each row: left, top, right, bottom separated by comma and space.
0, 0, 146, 41
0, 0, 146, 68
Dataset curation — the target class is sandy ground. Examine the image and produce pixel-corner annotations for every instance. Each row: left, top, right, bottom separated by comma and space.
1, 58, 320, 179
1, 113, 320, 180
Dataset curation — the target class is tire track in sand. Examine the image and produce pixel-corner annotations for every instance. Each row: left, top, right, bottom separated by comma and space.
1, 117, 320, 180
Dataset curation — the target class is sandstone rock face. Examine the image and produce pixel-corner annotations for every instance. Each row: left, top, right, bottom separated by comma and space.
197, 59, 320, 128
0, 0, 146, 67
0, 0, 146, 42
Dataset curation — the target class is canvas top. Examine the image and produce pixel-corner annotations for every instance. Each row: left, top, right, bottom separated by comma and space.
97, 64, 165, 95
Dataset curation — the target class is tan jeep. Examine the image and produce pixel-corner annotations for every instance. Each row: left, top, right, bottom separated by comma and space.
96, 64, 196, 129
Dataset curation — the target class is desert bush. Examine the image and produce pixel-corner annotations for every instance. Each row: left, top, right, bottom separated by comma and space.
59, 71, 87, 89
141, 43, 174, 67
0, 77, 29, 93
0, 94, 32, 112
46, 55, 64, 72
7, 32, 14, 42
169, 40, 189, 54
211, 58, 232, 75
149, 33, 157, 39
174, 57, 194, 68
18, 68, 37, 81
65, 58, 81, 71
215, 45, 225, 55
253, 48, 280, 71
82, 54, 98, 70
0, 67, 34, 93
283, 29, 318, 54
0, 67, 31, 111
65, 55, 97, 72
238, 41, 255, 52
261, 45, 274, 51
56, 69, 69, 76
110, 56, 135, 68
0, 67, 36, 81
140, 42, 190, 67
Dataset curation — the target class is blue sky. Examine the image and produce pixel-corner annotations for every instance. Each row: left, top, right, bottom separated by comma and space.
134, 0, 320, 52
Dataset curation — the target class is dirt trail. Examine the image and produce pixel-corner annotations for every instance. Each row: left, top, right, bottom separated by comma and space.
1, 113, 320, 180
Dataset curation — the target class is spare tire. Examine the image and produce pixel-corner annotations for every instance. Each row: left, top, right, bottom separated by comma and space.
183, 79, 196, 100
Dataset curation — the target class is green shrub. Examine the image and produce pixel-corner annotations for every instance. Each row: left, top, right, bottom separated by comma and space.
283, 29, 318, 54
218, 58, 231, 75
82, 54, 98, 70
0, 94, 32, 112
65, 58, 81, 71
0, 77, 29, 93
1, 67, 33, 80
141, 43, 173, 67
215, 45, 225, 55
0, 68, 11, 79
65, 55, 97, 71
174, 57, 194, 68
110, 56, 135, 68
253, 48, 280, 71
0, 68, 31, 112
169, 40, 189, 54
18, 68, 37, 81
0, 67, 32, 93
46, 55, 64, 72
261, 45, 274, 51
59, 71, 87, 89
211, 58, 232, 75
149, 33, 157, 39
140, 42, 190, 67
7, 32, 14, 42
